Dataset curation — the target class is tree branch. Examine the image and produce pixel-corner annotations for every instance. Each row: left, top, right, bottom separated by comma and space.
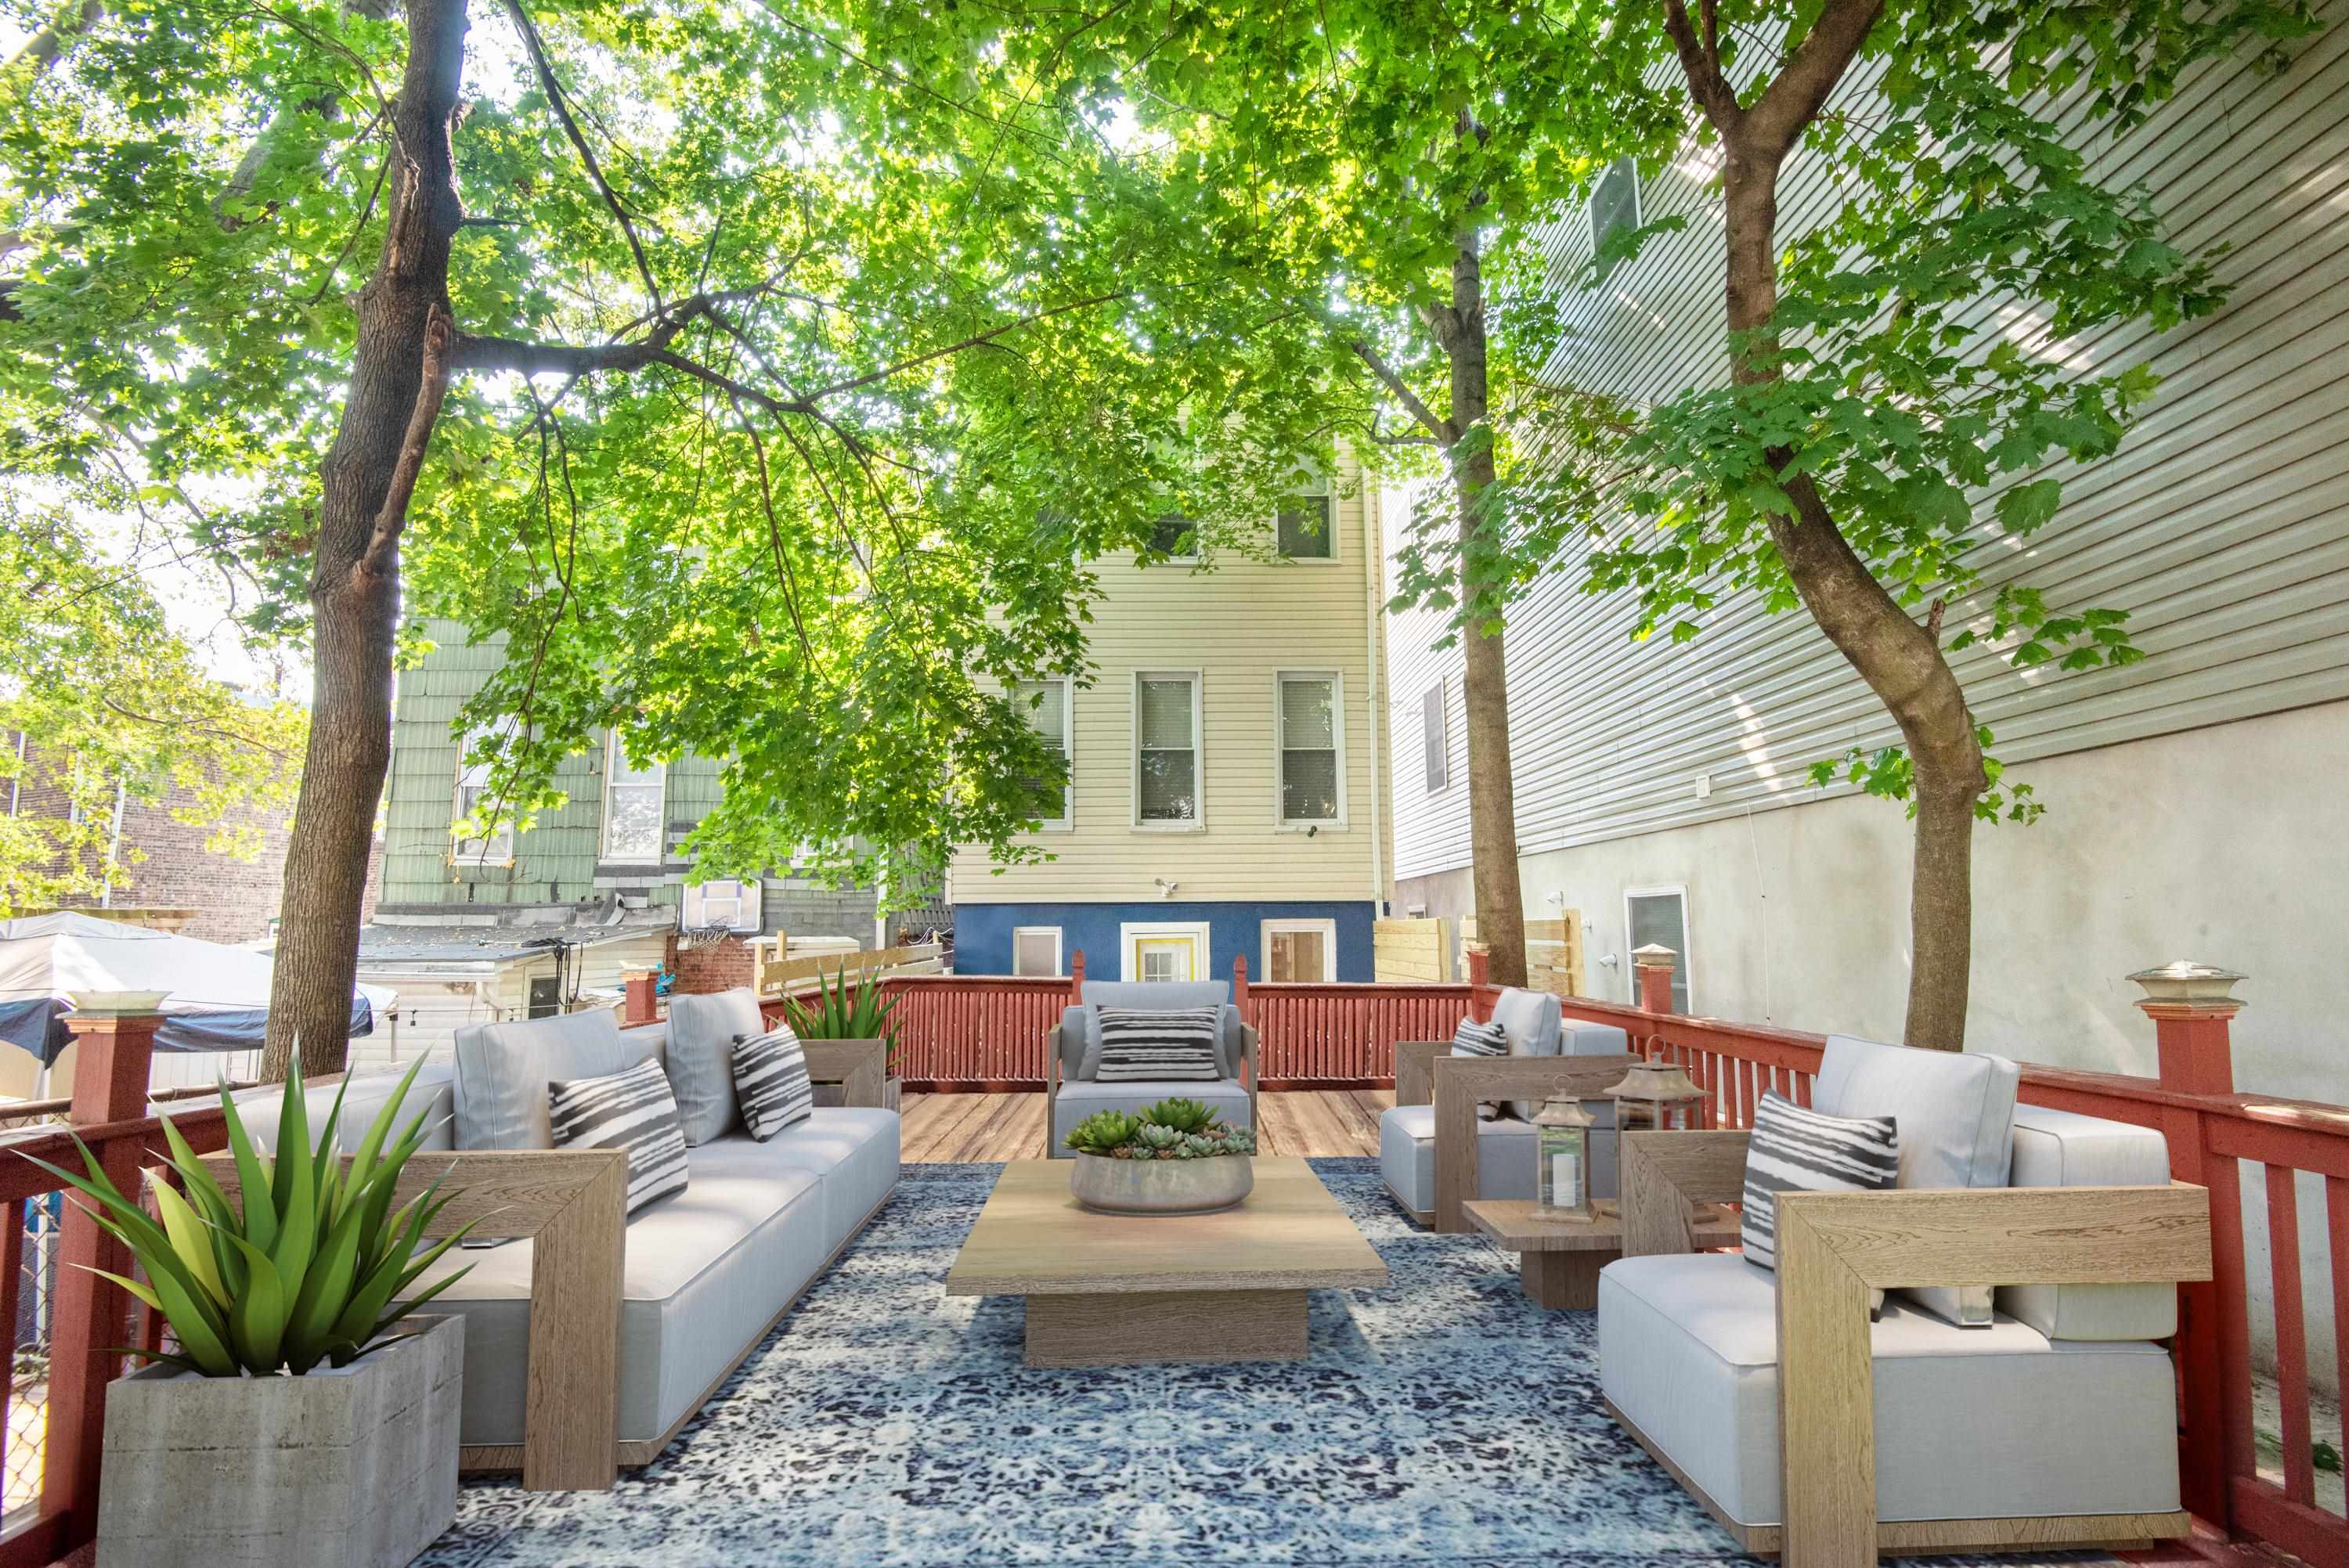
1659, 0, 1741, 131
796, 290, 1128, 401
1742, 0, 1888, 157
1352, 341, 1456, 444
356, 302, 453, 580
501, 0, 662, 312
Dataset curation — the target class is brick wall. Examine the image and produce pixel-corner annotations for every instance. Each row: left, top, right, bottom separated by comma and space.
5, 740, 327, 946
671, 935, 756, 995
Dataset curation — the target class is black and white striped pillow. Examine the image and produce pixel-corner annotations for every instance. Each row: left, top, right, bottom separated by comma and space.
1742, 1091, 1898, 1306
733, 1027, 814, 1141
1093, 1007, 1222, 1082
547, 1057, 690, 1215
1450, 1017, 1510, 1120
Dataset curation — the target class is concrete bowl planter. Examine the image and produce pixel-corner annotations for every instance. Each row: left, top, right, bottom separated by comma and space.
97, 1314, 464, 1568
1070, 1152, 1254, 1215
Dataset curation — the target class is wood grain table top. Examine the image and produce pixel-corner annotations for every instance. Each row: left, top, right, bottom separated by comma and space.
944, 1158, 1391, 1297
1463, 1198, 1743, 1253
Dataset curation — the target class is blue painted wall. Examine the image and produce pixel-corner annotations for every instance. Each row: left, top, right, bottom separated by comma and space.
954, 901, 1378, 982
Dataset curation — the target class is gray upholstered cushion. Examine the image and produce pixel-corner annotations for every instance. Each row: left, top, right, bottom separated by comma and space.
1811, 1034, 2019, 1327
228, 1062, 456, 1155
2001, 1105, 2177, 1340
663, 987, 764, 1144
1069, 982, 1242, 1079
1489, 988, 1563, 1120
1597, 1252, 2180, 1527
398, 1107, 899, 1446
1050, 1076, 1250, 1154
452, 1008, 661, 1151
1377, 1102, 1620, 1217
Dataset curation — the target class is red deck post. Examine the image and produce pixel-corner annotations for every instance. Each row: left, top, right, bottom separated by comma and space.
2129, 961, 2247, 1530
44, 1005, 163, 1545
1632, 943, 1676, 1020
1232, 953, 1249, 1016
1069, 948, 1085, 1000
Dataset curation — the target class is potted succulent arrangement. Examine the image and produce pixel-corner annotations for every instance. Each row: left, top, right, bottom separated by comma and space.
27, 1058, 478, 1568
784, 963, 905, 1111
1063, 1098, 1257, 1214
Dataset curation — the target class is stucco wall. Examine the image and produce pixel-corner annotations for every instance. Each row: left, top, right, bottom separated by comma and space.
954, 900, 1378, 984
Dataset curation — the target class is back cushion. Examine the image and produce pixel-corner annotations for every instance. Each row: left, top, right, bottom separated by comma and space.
1073, 991, 1242, 1079
2001, 1105, 2178, 1340
453, 1007, 658, 1150
1490, 989, 1562, 1120
664, 987, 766, 1144
1812, 1035, 2019, 1326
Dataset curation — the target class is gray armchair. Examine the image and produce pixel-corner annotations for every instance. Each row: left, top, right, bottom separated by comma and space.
1378, 988, 1636, 1228
1045, 980, 1259, 1157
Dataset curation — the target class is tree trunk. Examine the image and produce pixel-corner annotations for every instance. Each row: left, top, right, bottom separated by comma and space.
261, 0, 470, 1080
1718, 138, 1985, 1051
1446, 226, 1529, 989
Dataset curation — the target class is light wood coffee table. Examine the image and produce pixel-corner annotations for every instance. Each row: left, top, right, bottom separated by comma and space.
944, 1157, 1389, 1367
1463, 1199, 1742, 1309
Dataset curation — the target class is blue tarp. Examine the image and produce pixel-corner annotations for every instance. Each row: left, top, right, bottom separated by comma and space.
0, 993, 373, 1066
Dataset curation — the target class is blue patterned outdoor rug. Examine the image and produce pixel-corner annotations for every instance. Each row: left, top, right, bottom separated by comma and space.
416, 1159, 2112, 1567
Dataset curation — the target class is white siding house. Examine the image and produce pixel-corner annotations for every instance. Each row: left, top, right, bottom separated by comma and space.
1384, 7, 2349, 1109
951, 463, 1396, 983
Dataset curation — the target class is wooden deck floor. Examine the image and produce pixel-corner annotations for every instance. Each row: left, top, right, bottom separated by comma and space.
900, 1088, 1393, 1162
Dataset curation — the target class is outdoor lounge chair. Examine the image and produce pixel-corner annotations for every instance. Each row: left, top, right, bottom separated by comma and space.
1597, 1033, 2212, 1559
1378, 987, 1636, 1227
1046, 979, 1258, 1156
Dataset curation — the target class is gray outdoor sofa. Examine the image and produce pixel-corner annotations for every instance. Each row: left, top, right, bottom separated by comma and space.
238, 997, 897, 1467
1045, 979, 1258, 1156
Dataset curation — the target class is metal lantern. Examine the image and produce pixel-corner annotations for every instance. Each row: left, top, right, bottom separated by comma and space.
1603, 1056, 1706, 1134
1532, 1095, 1599, 1222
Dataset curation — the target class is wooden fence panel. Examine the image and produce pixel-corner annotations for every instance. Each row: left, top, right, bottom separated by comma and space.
1373, 918, 1452, 983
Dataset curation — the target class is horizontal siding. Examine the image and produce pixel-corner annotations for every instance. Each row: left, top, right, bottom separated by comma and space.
1389, 6, 2349, 876
952, 463, 1392, 903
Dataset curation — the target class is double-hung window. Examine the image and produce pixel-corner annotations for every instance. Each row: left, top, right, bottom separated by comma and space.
1014, 679, 1072, 828
1420, 681, 1449, 793
452, 724, 516, 867
1589, 157, 1641, 279
1276, 672, 1343, 826
1012, 926, 1063, 978
1134, 672, 1201, 826
601, 733, 666, 863
1276, 480, 1336, 560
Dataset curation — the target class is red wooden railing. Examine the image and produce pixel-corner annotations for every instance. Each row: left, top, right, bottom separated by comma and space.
0, 1011, 219, 1568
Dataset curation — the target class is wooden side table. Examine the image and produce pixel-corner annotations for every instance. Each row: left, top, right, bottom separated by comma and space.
1462, 1199, 1742, 1309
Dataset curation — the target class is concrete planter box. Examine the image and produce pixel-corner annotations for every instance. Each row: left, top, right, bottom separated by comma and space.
1070, 1151, 1254, 1214
97, 1314, 463, 1568
810, 1047, 901, 1112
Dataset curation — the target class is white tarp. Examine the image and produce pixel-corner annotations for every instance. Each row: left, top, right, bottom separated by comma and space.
0, 911, 393, 1063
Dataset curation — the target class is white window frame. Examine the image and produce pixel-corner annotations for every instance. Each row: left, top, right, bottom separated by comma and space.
1131, 669, 1205, 831
451, 725, 515, 867
1622, 884, 1694, 1012
1272, 669, 1346, 829
1261, 917, 1338, 983
1016, 677, 1073, 831
1145, 511, 1199, 563
1119, 920, 1212, 982
599, 729, 666, 864
1590, 156, 1642, 264
1011, 925, 1065, 978
1274, 478, 1339, 563
1421, 681, 1449, 794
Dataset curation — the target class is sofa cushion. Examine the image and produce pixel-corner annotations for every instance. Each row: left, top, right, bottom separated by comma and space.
663, 987, 763, 1144
453, 1008, 659, 1150
1076, 981, 1237, 1077
1812, 1034, 2019, 1327
230, 1063, 456, 1155
1092, 1007, 1222, 1081
734, 1028, 814, 1141
1490, 989, 1564, 1120
1051, 1076, 1250, 1154
1597, 1252, 2180, 1527
548, 1057, 691, 1214
2002, 1105, 2177, 1340
398, 1109, 898, 1448
1376, 1102, 1622, 1218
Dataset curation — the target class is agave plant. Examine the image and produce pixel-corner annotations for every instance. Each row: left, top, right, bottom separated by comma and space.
23, 1058, 478, 1377
1142, 1098, 1217, 1135
781, 964, 903, 1065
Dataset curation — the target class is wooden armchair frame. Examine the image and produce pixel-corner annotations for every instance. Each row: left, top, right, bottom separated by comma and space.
1045, 1022, 1260, 1153
201, 1148, 627, 1493
1613, 1129, 2214, 1565
1392, 1042, 1637, 1233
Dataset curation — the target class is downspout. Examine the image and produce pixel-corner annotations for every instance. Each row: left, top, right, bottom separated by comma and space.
1362, 479, 1387, 920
